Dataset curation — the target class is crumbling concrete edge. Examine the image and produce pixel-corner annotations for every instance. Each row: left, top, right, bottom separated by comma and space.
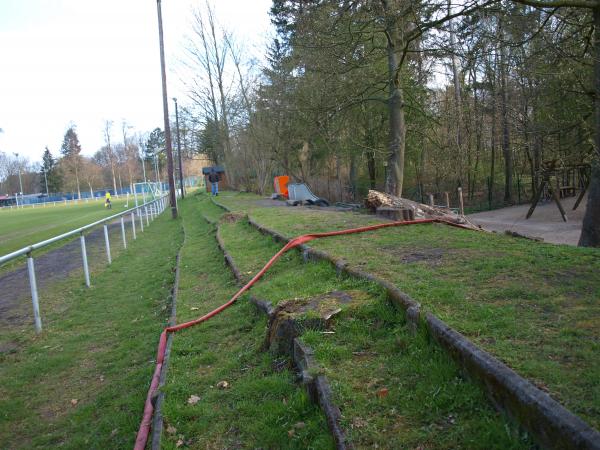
211, 197, 231, 212
150, 247, 182, 450
426, 313, 600, 450
244, 214, 600, 450
293, 339, 352, 450
203, 213, 352, 450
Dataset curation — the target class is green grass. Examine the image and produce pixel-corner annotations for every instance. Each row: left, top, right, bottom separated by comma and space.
214, 208, 531, 448
0, 208, 181, 449
160, 195, 334, 449
0, 198, 132, 256
215, 192, 600, 431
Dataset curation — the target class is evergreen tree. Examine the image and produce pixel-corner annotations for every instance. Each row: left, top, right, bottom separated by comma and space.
40, 147, 62, 194
145, 128, 165, 159
145, 128, 166, 180
60, 125, 82, 197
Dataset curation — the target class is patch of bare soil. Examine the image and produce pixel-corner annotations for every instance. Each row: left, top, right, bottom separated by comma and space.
399, 248, 445, 264
220, 213, 245, 223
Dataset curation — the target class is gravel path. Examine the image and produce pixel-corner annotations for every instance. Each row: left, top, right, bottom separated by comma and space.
468, 195, 587, 245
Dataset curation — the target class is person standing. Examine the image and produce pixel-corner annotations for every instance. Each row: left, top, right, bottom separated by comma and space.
208, 169, 219, 196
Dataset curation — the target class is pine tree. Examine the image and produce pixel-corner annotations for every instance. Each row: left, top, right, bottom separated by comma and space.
60, 125, 82, 198
40, 147, 62, 194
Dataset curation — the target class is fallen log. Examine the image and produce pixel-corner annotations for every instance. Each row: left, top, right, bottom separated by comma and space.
365, 190, 479, 229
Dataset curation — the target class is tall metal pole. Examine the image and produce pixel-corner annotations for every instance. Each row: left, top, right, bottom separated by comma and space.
141, 157, 147, 183
156, 0, 177, 218
13, 152, 24, 196
173, 97, 185, 199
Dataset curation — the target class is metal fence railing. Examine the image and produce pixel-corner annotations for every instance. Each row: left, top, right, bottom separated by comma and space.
0, 195, 169, 333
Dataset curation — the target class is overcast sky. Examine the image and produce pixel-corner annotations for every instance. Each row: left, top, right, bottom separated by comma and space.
0, 0, 272, 164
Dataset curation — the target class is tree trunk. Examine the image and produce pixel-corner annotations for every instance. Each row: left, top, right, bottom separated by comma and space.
75, 165, 81, 199
349, 152, 357, 201
111, 162, 117, 194
367, 150, 376, 189
382, 0, 406, 197
385, 80, 406, 196
449, 11, 464, 188
578, 7, 600, 247
500, 40, 513, 204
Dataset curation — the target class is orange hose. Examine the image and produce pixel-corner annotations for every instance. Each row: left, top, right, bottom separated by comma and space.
134, 218, 471, 449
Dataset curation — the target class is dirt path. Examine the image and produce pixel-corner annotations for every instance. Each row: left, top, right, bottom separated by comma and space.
468, 195, 587, 245
0, 218, 131, 326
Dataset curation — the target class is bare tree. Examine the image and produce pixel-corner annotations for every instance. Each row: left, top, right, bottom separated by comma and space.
103, 120, 118, 193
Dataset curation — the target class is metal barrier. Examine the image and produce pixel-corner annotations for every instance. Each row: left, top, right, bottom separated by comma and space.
0, 195, 169, 333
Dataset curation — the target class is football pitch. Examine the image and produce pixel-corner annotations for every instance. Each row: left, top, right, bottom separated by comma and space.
0, 198, 132, 256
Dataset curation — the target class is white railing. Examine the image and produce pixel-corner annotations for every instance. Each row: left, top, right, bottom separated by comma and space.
0, 195, 169, 333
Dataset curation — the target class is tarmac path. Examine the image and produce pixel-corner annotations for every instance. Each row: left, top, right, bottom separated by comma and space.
468, 195, 587, 245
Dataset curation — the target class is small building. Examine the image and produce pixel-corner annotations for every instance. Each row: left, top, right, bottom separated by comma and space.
202, 166, 228, 192
0, 195, 16, 207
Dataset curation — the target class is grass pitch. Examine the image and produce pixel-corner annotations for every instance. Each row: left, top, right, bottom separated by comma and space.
0, 198, 133, 256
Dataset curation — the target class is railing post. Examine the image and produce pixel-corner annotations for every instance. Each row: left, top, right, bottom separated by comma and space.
145, 207, 150, 226
103, 224, 112, 264
80, 232, 90, 287
131, 212, 137, 239
26, 252, 42, 333
120, 216, 127, 249
139, 209, 144, 232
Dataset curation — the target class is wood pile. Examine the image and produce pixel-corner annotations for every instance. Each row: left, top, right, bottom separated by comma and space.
365, 190, 480, 230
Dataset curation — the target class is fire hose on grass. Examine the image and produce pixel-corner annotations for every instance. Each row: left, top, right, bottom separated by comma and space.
134, 218, 474, 449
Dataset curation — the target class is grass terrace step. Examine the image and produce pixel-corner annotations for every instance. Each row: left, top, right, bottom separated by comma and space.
216, 191, 600, 432
159, 196, 334, 449
215, 207, 531, 448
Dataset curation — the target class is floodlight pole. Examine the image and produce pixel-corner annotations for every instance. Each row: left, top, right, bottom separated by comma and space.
156, 0, 177, 218
173, 97, 184, 199
141, 156, 147, 183
13, 152, 24, 196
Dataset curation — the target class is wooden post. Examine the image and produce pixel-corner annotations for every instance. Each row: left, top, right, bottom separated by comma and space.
458, 187, 464, 216
428, 193, 434, 207
444, 192, 450, 208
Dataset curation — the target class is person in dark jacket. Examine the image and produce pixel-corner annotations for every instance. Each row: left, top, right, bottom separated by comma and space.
208, 169, 219, 196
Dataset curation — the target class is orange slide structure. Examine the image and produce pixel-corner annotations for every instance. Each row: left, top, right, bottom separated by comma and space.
273, 175, 290, 199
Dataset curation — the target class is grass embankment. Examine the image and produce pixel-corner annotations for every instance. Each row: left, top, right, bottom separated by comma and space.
0, 198, 130, 256
215, 208, 531, 448
160, 196, 334, 449
0, 208, 180, 448
215, 192, 600, 431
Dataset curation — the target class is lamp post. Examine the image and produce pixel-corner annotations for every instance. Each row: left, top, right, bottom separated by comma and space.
13, 152, 23, 207
172, 97, 184, 199
156, 0, 177, 218
13, 152, 24, 196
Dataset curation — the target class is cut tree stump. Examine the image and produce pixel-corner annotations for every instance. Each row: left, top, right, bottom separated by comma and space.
376, 207, 415, 221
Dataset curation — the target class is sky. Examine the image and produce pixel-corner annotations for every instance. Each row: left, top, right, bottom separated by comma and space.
0, 0, 273, 165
